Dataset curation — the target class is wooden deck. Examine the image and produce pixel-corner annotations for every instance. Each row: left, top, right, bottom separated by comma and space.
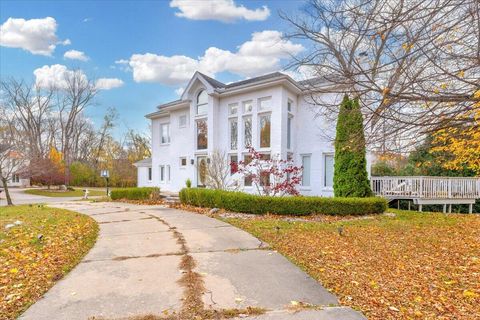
371, 176, 480, 213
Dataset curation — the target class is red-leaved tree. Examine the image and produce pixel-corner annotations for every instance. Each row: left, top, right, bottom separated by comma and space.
235, 147, 302, 196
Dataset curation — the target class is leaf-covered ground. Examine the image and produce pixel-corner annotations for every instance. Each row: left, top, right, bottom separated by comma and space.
225, 210, 480, 319
0, 205, 98, 319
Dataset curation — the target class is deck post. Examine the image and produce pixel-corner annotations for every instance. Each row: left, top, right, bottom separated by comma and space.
448, 204, 452, 213
419, 204, 423, 212
469, 204, 473, 214
443, 204, 446, 213
408, 201, 411, 211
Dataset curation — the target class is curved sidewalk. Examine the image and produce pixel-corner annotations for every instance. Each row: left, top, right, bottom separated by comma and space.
19, 201, 365, 320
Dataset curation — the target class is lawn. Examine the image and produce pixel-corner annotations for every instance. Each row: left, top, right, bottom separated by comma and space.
224, 210, 480, 320
0, 205, 98, 319
24, 188, 107, 197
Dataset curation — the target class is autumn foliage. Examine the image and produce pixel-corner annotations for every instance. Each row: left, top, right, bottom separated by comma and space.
227, 210, 480, 320
432, 90, 480, 175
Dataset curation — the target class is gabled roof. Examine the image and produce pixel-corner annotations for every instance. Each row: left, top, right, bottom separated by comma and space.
198, 72, 225, 89
225, 72, 286, 89
133, 158, 152, 167
149, 71, 333, 115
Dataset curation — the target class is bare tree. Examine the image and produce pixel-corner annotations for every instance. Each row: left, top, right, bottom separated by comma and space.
0, 110, 26, 205
283, 0, 480, 152
205, 150, 231, 190
0, 79, 55, 159
56, 71, 97, 183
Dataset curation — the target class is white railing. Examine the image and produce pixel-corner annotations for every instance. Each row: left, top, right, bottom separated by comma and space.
371, 176, 480, 199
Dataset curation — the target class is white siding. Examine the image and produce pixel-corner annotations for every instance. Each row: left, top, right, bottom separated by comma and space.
142, 76, 371, 196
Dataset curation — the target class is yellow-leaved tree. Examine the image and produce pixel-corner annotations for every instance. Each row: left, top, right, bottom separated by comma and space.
432, 90, 480, 175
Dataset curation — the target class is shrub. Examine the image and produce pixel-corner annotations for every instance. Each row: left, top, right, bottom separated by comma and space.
334, 95, 373, 197
110, 187, 160, 200
185, 178, 192, 188
179, 188, 387, 216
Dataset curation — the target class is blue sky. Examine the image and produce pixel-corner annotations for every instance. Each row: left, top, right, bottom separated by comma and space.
0, 0, 308, 137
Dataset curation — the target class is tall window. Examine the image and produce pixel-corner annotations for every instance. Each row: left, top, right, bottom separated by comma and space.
196, 90, 208, 115
160, 123, 170, 144
148, 167, 152, 181
287, 116, 292, 149
243, 116, 252, 148
324, 154, 334, 187
196, 119, 208, 150
287, 99, 293, 112
302, 155, 311, 187
160, 165, 165, 182
230, 119, 238, 150
259, 114, 271, 148
12, 174, 20, 183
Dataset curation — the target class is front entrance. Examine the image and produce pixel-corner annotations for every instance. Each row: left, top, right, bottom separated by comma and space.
197, 156, 207, 187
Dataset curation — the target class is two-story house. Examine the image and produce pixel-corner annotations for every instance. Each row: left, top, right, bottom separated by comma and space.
134, 71, 371, 196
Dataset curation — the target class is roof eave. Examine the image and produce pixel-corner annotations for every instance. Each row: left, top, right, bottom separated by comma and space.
213, 76, 304, 97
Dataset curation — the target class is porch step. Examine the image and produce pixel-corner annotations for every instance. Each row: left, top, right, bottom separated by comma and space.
163, 195, 180, 204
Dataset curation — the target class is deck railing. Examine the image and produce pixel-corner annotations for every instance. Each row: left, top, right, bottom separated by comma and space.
371, 176, 480, 199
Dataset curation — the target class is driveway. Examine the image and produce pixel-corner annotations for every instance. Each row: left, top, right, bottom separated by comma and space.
19, 201, 365, 320
0, 188, 89, 206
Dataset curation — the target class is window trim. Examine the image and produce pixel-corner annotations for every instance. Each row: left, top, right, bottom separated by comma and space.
228, 103, 238, 117
160, 123, 170, 145
258, 113, 271, 149
180, 157, 187, 168
243, 115, 252, 149
160, 165, 165, 183
287, 114, 293, 150
300, 154, 312, 189
196, 89, 208, 115
229, 118, 238, 151
196, 119, 208, 150
242, 100, 253, 114
323, 153, 335, 190
258, 96, 272, 112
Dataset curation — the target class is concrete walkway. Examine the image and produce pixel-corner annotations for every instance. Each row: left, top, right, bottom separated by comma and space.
0, 188, 92, 206
19, 201, 365, 320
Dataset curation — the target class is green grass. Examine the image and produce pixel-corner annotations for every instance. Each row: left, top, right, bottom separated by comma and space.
0, 205, 98, 319
24, 188, 106, 197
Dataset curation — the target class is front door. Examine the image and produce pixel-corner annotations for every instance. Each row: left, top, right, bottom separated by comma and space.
197, 156, 207, 187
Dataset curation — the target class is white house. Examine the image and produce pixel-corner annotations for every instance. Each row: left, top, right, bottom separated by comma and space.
135, 71, 371, 196
0, 150, 30, 188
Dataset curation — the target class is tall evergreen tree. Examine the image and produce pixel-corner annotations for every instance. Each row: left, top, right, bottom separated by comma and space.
334, 95, 373, 197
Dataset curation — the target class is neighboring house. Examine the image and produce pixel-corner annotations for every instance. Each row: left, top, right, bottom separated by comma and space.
1, 150, 30, 188
135, 71, 371, 196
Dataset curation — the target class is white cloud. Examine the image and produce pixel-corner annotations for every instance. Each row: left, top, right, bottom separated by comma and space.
0, 17, 68, 56
95, 78, 124, 90
64, 49, 89, 61
170, 0, 270, 22
34, 64, 87, 89
34, 64, 122, 91
125, 30, 304, 85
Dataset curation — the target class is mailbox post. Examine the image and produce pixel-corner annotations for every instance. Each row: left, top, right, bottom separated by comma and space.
100, 170, 110, 196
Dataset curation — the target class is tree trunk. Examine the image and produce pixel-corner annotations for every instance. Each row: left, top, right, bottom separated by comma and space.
1, 177, 13, 206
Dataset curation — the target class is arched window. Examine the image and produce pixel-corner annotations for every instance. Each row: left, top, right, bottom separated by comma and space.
196, 90, 208, 115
